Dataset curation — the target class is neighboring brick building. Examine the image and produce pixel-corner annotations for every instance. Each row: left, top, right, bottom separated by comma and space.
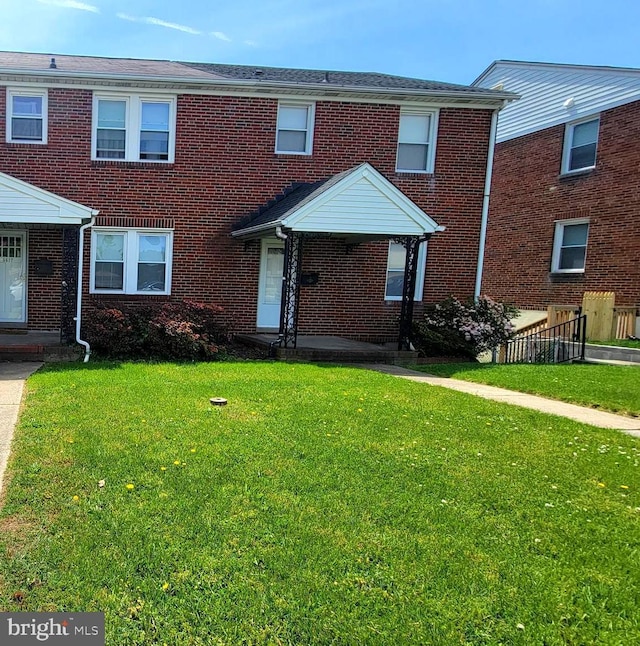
0, 52, 512, 352
473, 61, 640, 324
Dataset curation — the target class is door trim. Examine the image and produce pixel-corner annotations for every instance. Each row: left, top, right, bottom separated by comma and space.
257, 238, 285, 331
0, 231, 27, 325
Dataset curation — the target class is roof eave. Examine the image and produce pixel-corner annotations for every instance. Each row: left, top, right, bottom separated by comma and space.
0, 67, 517, 103
231, 221, 284, 238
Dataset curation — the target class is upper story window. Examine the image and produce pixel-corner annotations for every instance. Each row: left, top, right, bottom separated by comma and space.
276, 102, 314, 155
562, 117, 599, 174
92, 94, 176, 162
90, 228, 173, 295
385, 240, 427, 300
551, 218, 589, 273
6, 89, 48, 144
396, 110, 437, 173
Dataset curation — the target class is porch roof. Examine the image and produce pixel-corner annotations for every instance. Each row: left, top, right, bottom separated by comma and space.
231, 163, 444, 240
0, 172, 98, 225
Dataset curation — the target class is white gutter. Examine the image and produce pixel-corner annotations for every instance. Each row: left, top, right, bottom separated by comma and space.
474, 107, 500, 301
76, 213, 98, 362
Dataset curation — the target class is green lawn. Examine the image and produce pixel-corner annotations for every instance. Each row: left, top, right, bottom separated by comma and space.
412, 362, 640, 417
1, 362, 639, 645
589, 339, 640, 350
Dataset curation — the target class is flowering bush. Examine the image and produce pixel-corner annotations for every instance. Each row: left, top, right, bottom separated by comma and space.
413, 296, 518, 358
83, 300, 230, 360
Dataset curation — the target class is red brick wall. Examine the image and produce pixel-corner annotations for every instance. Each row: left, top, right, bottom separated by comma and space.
0, 86, 492, 336
27, 230, 64, 330
484, 100, 640, 309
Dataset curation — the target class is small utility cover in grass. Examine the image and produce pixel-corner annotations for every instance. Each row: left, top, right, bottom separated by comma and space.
210, 397, 228, 406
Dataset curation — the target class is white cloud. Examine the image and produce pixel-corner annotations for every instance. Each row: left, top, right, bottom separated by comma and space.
243, 40, 258, 47
211, 31, 231, 42
116, 13, 201, 35
37, 0, 99, 12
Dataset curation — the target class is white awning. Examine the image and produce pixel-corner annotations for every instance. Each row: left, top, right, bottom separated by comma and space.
0, 171, 98, 225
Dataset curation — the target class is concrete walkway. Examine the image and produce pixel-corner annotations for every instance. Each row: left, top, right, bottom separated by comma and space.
0, 362, 42, 495
368, 364, 640, 438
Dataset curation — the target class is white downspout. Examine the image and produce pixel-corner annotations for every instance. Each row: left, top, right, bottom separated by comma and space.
474, 107, 501, 301
76, 213, 97, 362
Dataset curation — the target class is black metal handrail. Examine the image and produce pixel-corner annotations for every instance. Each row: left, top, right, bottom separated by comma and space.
504, 315, 586, 364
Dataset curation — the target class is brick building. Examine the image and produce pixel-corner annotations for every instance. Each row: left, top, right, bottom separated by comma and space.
0, 52, 512, 354
473, 61, 640, 328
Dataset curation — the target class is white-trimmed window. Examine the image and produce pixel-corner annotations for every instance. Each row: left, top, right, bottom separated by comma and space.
92, 94, 176, 162
396, 110, 437, 173
385, 241, 427, 300
562, 117, 599, 174
6, 89, 48, 144
551, 219, 589, 273
90, 229, 173, 294
275, 102, 314, 154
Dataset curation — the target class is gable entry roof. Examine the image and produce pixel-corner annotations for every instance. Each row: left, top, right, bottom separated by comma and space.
0, 172, 98, 225
232, 163, 444, 240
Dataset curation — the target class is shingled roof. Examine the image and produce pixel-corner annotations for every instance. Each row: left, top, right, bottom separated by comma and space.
181, 61, 497, 94
0, 51, 515, 102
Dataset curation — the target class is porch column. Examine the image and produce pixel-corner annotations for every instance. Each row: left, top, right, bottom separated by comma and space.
279, 232, 303, 348
60, 226, 80, 344
398, 235, 427, 351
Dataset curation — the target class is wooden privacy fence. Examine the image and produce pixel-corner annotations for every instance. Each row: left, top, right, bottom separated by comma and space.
547, 294, 636, 341
547, 305, 580, 327
613, 306, 637, 339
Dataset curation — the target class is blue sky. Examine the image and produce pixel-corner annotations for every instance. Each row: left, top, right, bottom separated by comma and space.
1, 0, 639, 84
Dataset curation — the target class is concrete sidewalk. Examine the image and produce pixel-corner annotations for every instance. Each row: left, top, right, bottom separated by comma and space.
368, 364, 640, 438
0, 362, 42, 494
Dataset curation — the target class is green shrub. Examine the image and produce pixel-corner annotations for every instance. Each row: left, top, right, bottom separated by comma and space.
413, 296, 518, 358
83, 300, 229, 360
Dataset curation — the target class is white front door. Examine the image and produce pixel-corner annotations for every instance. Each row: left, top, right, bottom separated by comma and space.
0, 232, 26, 323
257, 239, 285, 330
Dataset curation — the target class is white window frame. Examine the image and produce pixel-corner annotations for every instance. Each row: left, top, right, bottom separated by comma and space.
90, 228, 174, 295
561, 116, 599, 175
275, 101, 315, 155
91, 93, 177, 163
551, 218, 589, 274
6, 88, 48, 144
384, 240, 427, 301
396, 109, 438, 173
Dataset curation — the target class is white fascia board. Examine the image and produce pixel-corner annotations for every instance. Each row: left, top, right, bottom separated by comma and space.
282, 163, 443, 235
230, 222, 282, 238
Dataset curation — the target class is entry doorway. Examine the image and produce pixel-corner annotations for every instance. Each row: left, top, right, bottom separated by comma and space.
257, 238, 285, 330
0, 232, 26, 324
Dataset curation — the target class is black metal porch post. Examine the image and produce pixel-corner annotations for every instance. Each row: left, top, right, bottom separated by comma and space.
397, 236, 423, 351
279, 232, 303, 348
60, 226, 80, 345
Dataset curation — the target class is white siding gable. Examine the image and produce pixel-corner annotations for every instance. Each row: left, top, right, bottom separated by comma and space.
473, 61, 640, 142
283, 163, 443, 236
0, 172, 97, 224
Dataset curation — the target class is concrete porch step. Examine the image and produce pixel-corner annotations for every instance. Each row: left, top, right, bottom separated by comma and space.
237, 334, 418, 365
0, 332, 82, 362
0, 345, 45, 361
